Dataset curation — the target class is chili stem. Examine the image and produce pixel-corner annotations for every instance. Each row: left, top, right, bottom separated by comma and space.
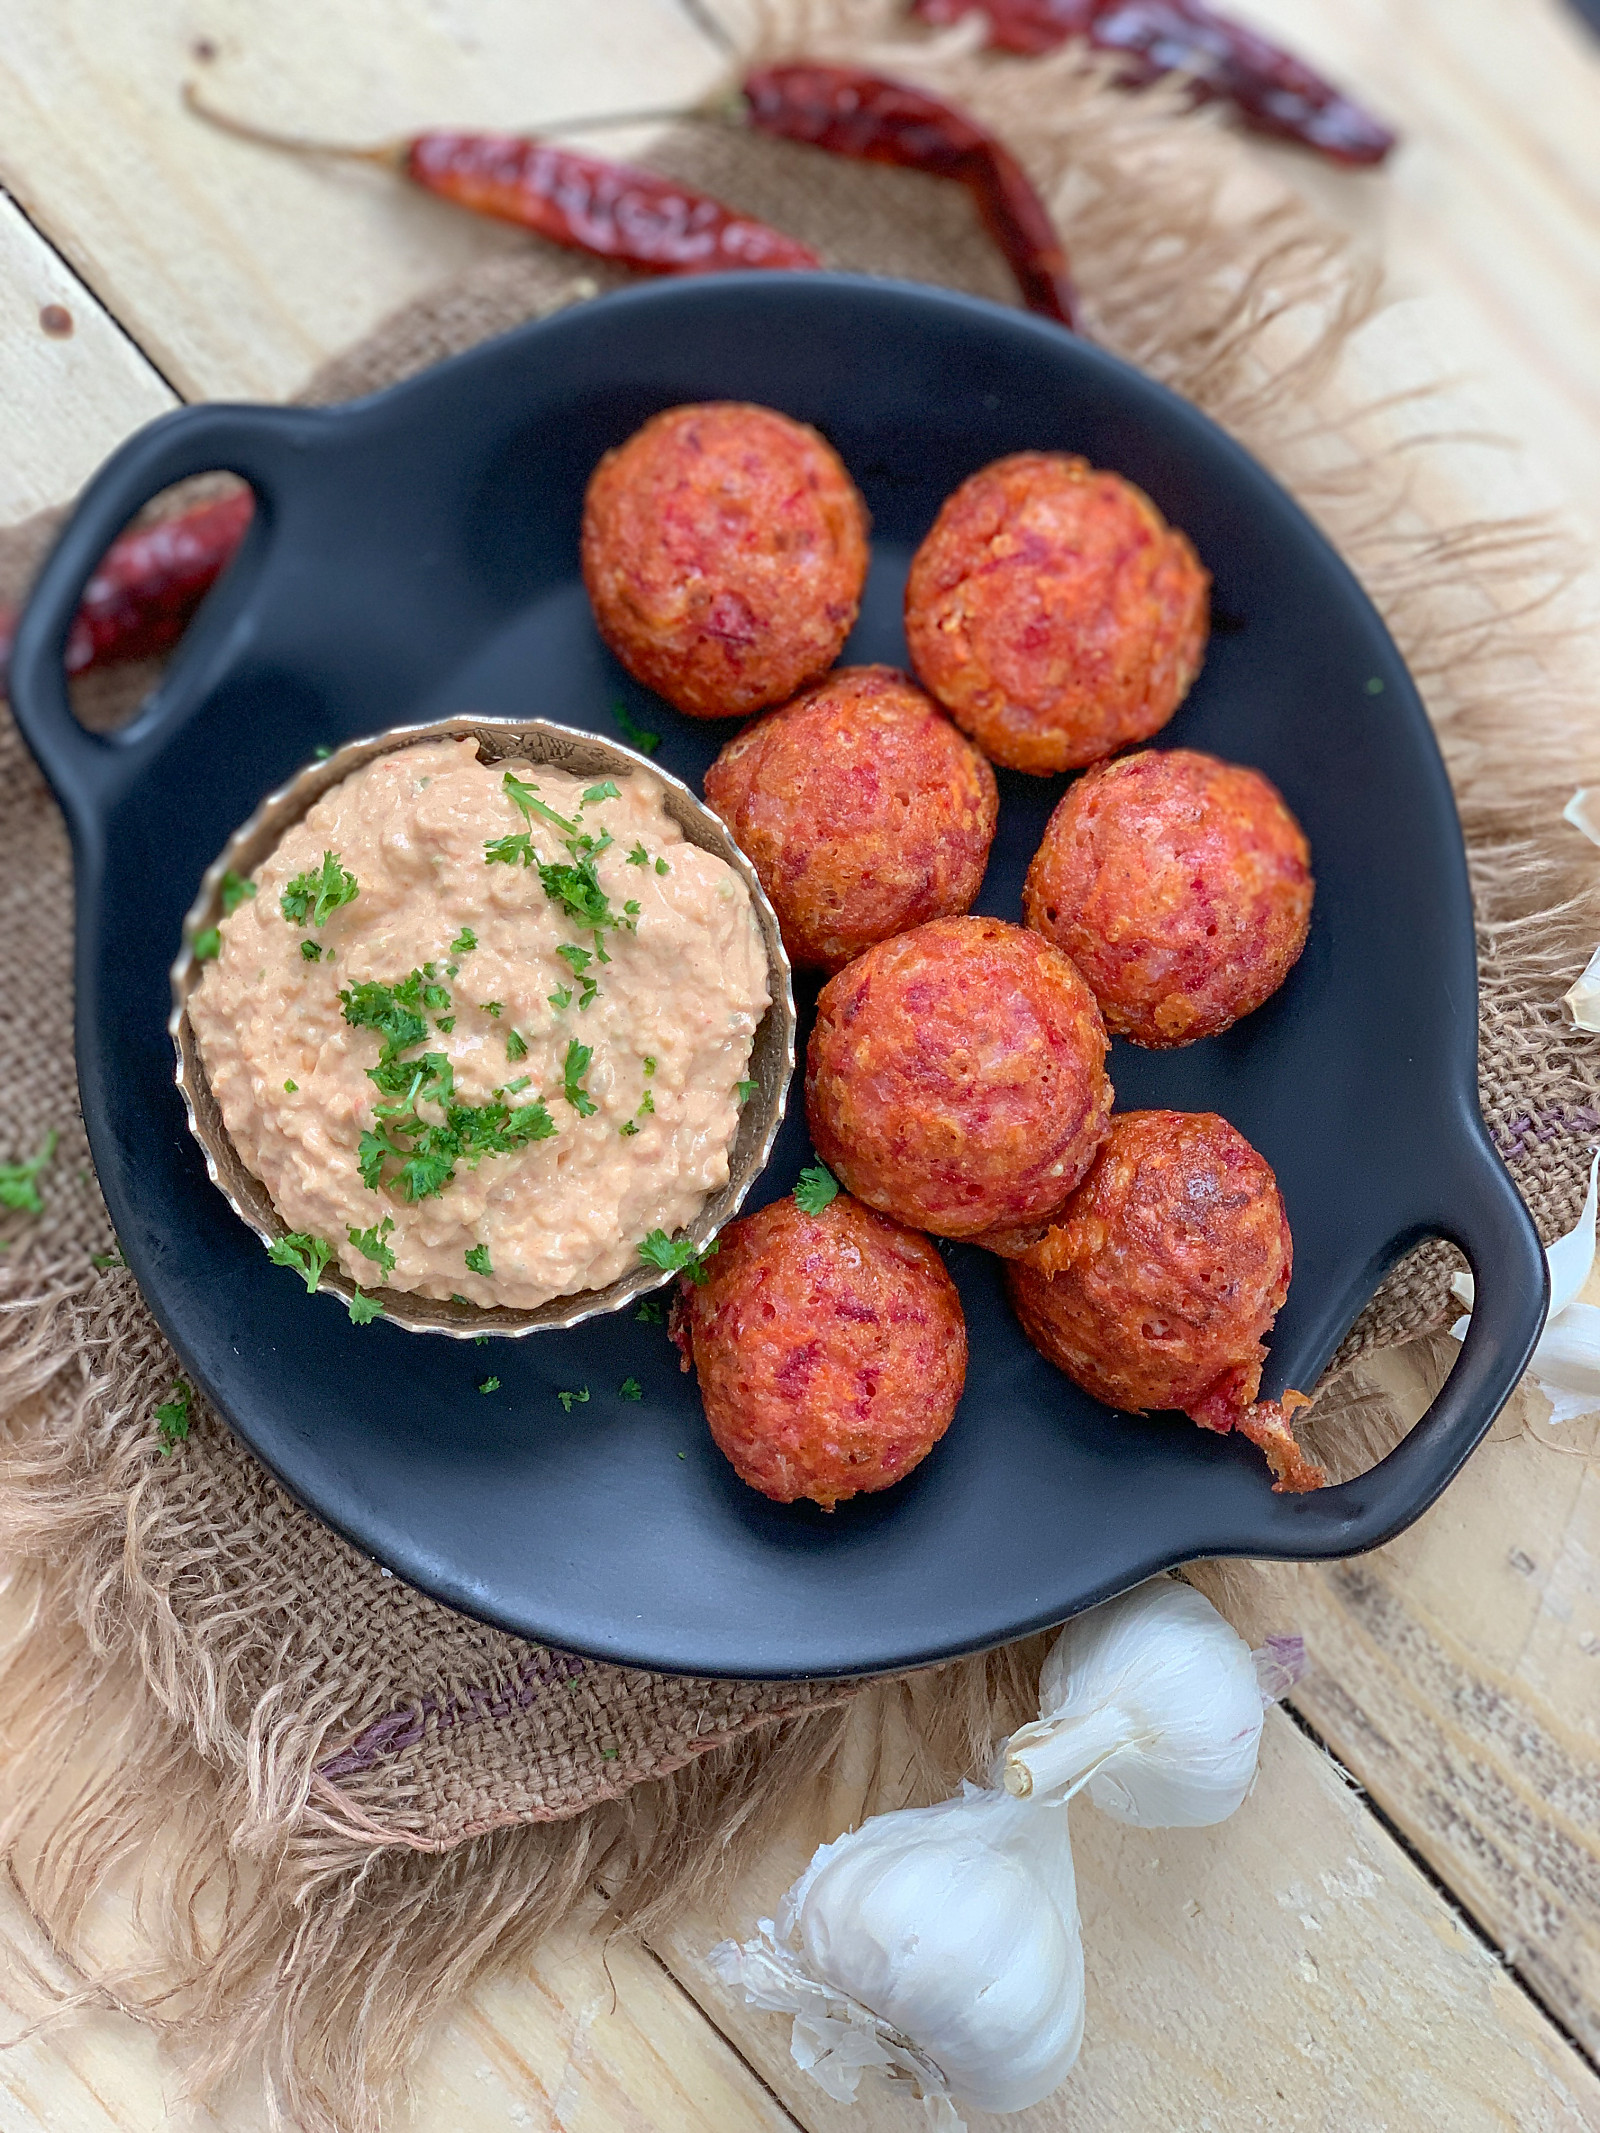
182, 81, 403, 166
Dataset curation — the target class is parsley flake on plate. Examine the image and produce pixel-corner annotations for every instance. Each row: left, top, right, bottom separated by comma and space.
280, 850, 358, 929
613, 700, 660, 756
619, 1376, 643, 1402
557, 1387, 590, 1412
154, 1379, 192, 1456
480, 1376, 501, 1395
794, 1164, 840, 1215
635, 1297, 665, 1324
464, 1243, 493, 1278
0, 1129, 57, 1215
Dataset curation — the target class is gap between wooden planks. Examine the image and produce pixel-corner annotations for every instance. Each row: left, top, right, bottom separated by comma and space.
3, 0, 1600, 2124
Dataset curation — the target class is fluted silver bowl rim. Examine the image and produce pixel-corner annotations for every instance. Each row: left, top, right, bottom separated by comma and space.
170, 714, 797, 1339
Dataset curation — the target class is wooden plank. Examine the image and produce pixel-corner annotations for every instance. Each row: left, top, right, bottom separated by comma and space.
0, 192, 174, 519
0, 0, 725, 405
0, 1869, 798, 2133
652, 1692, 1600, 2131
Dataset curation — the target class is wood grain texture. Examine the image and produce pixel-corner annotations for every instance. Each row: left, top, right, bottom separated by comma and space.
653, 1693, 1600, 2132
0, 194, 173, 519
0, 0, 724, 404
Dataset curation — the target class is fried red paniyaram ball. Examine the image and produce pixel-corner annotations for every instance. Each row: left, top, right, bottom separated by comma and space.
903, 451, 1211, 775
805, 915, 1113, 1248
581, 401, 870, 720
703, 664, 1000, 974
672, 1192, 967, 1510
1023, 748, 1314, 1047
1007, 1109, 1322, 1492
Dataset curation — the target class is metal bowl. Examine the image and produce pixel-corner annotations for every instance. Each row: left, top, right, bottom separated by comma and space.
170, 713, 796, 1338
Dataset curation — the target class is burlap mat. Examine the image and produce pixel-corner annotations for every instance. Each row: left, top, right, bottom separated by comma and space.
3, 5, 1599, 2125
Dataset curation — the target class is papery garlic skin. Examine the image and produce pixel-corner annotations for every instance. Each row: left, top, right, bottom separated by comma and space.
1005, 1578, 1265, 1827
714, 1784, 1085, 2120
1452, 1150, 1600, 1423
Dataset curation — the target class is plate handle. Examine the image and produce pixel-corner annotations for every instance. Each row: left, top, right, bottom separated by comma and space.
1257, 1111, 1549, 1551
8, 402, 317, 831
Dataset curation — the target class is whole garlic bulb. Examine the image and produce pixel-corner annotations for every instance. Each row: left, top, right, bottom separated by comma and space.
710, 1783, 1084, 2121
1004, 1577, 1274, 1826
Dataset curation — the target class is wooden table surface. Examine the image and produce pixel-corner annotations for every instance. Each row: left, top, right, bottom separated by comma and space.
3, 3, 1600, 2127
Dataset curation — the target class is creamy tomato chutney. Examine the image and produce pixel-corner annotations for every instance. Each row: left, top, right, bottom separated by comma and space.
188, 739, 770, 1310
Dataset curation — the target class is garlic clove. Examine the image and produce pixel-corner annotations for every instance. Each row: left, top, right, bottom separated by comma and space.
1527, 1298, 1600, 1424
1563, 788, 1600, 847
1005, 1579, 1267, 1828
1546, 1150, 1599, 1318
1565, 946, 1600, 1033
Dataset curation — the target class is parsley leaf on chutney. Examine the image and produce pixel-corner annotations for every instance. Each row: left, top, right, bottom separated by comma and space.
281, 850, 359, 929
562, 1040, 597, 1117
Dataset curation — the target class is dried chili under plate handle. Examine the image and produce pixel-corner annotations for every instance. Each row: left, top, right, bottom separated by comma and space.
9, 402, 310, 852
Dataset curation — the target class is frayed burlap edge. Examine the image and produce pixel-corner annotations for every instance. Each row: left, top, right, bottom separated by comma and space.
2, 5, 1599, 2127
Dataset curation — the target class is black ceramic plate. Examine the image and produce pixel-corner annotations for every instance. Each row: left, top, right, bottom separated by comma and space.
11, 274, 1546, 1679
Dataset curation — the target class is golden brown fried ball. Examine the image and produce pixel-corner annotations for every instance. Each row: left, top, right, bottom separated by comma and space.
672, 1192, 967, 1510
1008, 1110, 1322, 1492
1023, 748, 1313, 1047
581, 402, 870, 719
903, 452, 1210, 774
703, 665, 1000, 974
805, 915, 1113, 1246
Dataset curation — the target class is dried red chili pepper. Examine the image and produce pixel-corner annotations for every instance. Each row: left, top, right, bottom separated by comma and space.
912, 0, 1396, 167
0, 488, 254, 695
183, 86, 820, 276
742, 63, 1076, 327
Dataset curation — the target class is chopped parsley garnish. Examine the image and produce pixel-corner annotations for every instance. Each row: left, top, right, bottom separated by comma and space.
505, 1029, 528, 1063
504, 1075, 531, 1094
643, 1056, 656, 1076
423, 982, 450, 1011
347, 1291, 384, 1324
635, 1297, 666, 1324
578, 976, 599, 1010
582, 781, 620, 805
614, 700, 660, 756
313, 744, 333, 761
628, 843, 650, 867
300, 940, 322, 962
548, 984, 572, 1011
638, 1229, 718, 1285
623, 899, 640, 919
540, 856, 616, 933
154, 1379, 192, 1456
436, 1016, 455, 1034
482, 1001, 503, 1018
194, 927, 222, 962
220, 869, 256, 915
280, 850, 359, 929
620, 1120, 639, 1138
348, 1215, 396, 1275
503, 770, 579, 837
464, 1244, 493, 1277
556, 943, 591, 977
557, 1387, 590, 1412
562, 1040, 597, 1116
0, 1129, 56, 1214
485, 832, 535, 868
480, 1376, 501, 1395
736, 1079, 758, 1104
284, 1079, 298, 1092
267, 1231, 334, 1293
794, 1164, 840, 1215
637, 1092, 654, 1116
655, 857, 670, 876
91, 1245, 126, 1270
449, 926, 478, 956
619, 1377, 643, 1402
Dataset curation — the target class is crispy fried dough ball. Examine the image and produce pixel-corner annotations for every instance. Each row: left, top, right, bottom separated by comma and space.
1007, 1110, 1322, 1492
581, 402, 870, 719
1023, 748, 1313, 1047
703, 665, 1000, 973
673, 1192, 967, 1509
805, 916, 1113, 1244
903, 452, 1210, 774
